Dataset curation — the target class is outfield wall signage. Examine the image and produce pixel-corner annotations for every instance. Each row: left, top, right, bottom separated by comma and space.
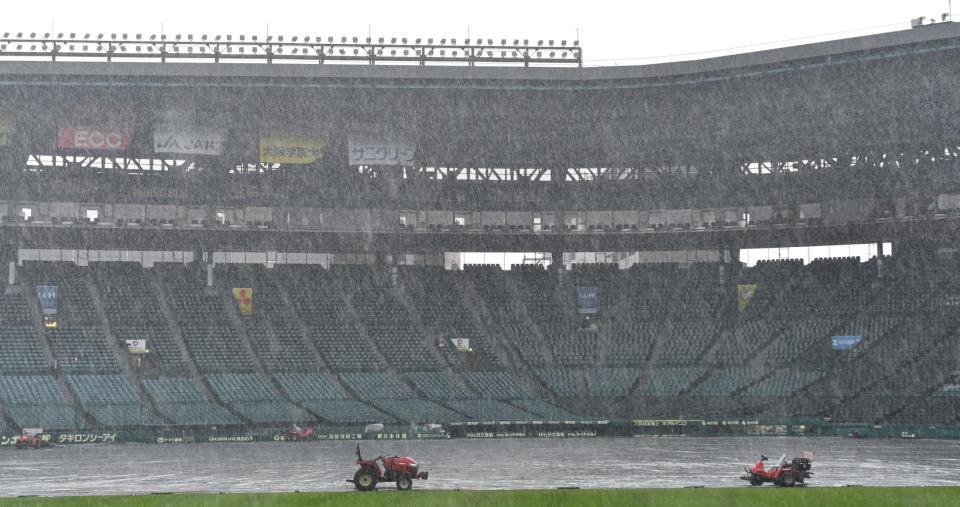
58, 126, 133, 150
832, 335, 863, 350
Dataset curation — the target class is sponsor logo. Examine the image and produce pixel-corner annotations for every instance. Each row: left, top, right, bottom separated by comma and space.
207, 435, 254, 442
156, 436, 184, 444
58, 127, 133, 150
57, 433, 118, 444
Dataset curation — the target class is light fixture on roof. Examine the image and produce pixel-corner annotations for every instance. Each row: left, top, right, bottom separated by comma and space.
573, 40, 579, 46
391, 37, 396, 43
277, 35, 283, 42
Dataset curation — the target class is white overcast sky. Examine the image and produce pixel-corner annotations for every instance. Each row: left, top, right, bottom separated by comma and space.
0, 0, 954, 65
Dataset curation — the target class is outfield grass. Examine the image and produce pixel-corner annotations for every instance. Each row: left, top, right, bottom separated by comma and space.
2, 487, 959, 507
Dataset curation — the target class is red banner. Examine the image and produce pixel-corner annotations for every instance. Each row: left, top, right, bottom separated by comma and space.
58, 127, 133, 150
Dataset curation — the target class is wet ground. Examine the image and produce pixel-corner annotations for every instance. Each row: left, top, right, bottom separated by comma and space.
2, 437, 960, 497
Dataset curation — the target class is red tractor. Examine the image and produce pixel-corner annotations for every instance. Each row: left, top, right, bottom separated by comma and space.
278, 425, 314, 442
15, 429, 52, 449
348, 444, 428, 491
740, 454, 813, 487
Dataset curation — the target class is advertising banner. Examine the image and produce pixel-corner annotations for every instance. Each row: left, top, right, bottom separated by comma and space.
737, 284, 758, 312
125, 339, 148, 354
348, 136, 416, 166
577, 287, 599, 314
0, 116, 13, 146
259, 132, 325, 164
58, 126, 133, 150
154, 126, 226, 155
451, 338, 471, 352
233, 288, 253, 316
36, 285, 57, 315
832, 335, 863, 350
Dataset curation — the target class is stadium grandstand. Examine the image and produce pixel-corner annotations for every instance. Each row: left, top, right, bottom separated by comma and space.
0, 22, 959, 437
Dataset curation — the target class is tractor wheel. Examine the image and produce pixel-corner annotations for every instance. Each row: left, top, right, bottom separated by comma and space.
749, 476, 764, 486
396, 476, 413, 491
354, 468, 377, 491
780, 473, 796, 487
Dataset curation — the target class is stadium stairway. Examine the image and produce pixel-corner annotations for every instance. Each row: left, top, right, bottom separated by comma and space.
16, 281, 58, 372
383, 283, 449, 370
332, 287, 393, 372
150, 270, 238, 418
82, 277, 167, 425
267, 275, 329, 370
214, 286, 289, 406
455, 273, 524, 370
16, 275, 95, 428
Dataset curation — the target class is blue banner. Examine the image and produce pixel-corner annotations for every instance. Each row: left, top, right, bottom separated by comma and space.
832, 335, 862, 350
577, 287, 599, 314
36, 285, 57, 315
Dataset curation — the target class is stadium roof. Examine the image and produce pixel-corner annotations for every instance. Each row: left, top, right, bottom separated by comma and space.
0, 23, 957, 86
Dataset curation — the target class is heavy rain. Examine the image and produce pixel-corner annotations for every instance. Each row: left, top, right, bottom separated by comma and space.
0, 1, 960, 505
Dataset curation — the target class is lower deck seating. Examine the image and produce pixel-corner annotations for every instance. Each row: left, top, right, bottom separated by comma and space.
406, 371, 473, 400
584, 367, 640, 397
462, 371, 527, 399
536, 368, 578, 397
370, 398, 465, 423
510, 399, 582, 420
5, 404, 84, 430
275, 373, 349, 400
442, 399, 538, 422
339, 372, 415, 400
0, 327, 48, 371
640, 368, 706, 396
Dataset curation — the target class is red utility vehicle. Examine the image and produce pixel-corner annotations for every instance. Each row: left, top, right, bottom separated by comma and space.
348, 444, 429, 491
15, 429, 52, 449
278, 425, 314, 441
740, 454, 813, 486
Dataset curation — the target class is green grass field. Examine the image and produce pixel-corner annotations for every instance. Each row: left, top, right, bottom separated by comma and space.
2, 487, 959, 507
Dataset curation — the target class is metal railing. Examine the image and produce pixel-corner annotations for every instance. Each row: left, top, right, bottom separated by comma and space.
0, 32, 582, 67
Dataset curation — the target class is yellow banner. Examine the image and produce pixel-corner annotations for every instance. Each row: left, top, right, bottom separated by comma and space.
737, 284, 758, 312
0, 117, 13, 146
259, 132, 325, 164
232, 288, 253, 316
